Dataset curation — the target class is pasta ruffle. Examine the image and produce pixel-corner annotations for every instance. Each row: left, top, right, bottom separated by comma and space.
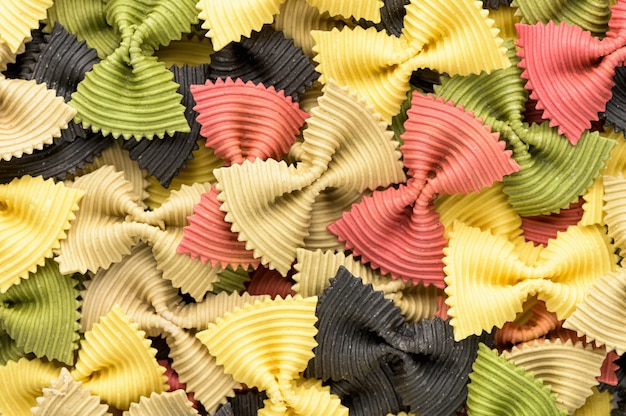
0, 358, 61, 416
467, 344, 565, 415
312, 0, 510, 122
121, 64, 209, 187
68, 0, 197, 139
304, 267, 489, 416
214, 79, 405, 275
512, 0, 611, 38
0, 259, 80, 365
0, 175, 83, 292
125, 390, 199, 415
515, 2, 626, 143
444, 221, 617, 340
563, 268, 626, 355
197, 295, 348, 415
0, 76, 77, 160
0, 0, 53, 54
191, 77, 308, 165
71, 306, 168, 410
434, 39, 616, 216
330, 93, 519, 287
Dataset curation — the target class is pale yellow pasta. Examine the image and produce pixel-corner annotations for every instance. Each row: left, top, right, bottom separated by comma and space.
603, 173, 626, 250
503, 339, 606, 414
564, 268, 626, 355
0, 77, 77, 161
0, 0, 53, 53
32, 368, 112, 416
0, 358, 61, 416
124, 390, 199, 416
312, 0, 509, 122
59, 165, 221, 299
0, 176, 83, 292
72, 306, 168, 410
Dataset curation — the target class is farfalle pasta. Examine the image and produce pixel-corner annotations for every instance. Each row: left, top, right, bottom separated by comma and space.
312, 0, 510, 123
330, 93, 519, 287
515, 0, 626, 143
213, 79, 405, 275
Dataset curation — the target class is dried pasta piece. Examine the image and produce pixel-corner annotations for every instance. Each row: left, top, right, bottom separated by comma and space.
0, 259, 80, 365
330, 93, 518, 287
0, 175, 82, 292
58, 165, 221, 299
72, 306, 168, 410
515, 1, 626, 143
563, 268, 626, 355
32, 367, 112, 416
489, 5, 521, 41
207, 26, 319, 101
0, 358, 61, 416
29, 23, 100, 103
0, 76, 77, 160
124, 390, 199, 415
214, 79, 405, 275
444, 222, 617, 340
293, 248, 442, 322
122, 64, 209, 187
502, 339, 606, 414
68, 0, 197, 139
512, 0, 611, 38
434, 39, 616, 216
306, 0, 383, 21
304, 267, 489, 416
356, 0, 410, 38
197, 295, 348, 415
0, 331, 25, 365
0, 0, 52, 54
191, 78, 308, 165
312, 0, 510, 123
467, 344, 566, 415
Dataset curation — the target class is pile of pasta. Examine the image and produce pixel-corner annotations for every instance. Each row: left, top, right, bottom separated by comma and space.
1, 0, 625, 414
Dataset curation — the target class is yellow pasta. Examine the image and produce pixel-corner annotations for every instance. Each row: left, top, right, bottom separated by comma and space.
72, 306, 168, 410
124, 390, 199, 415
0, 358, 61, 416
0, 0, 53, 53
0, 175, 83, 292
